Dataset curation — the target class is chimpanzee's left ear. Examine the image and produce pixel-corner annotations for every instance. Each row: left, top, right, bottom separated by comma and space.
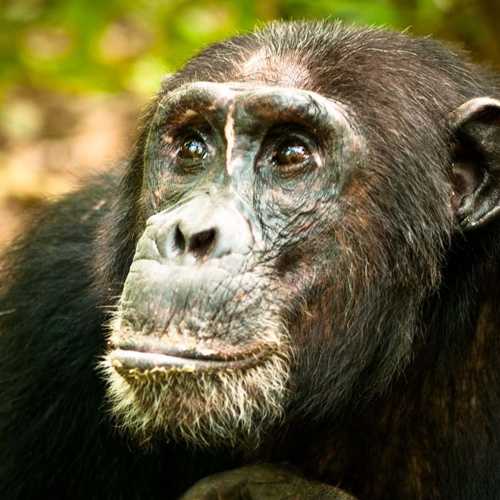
447, 97, 500, 230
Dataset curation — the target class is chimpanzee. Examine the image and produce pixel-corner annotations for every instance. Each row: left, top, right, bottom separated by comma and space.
1, 19, 500, 500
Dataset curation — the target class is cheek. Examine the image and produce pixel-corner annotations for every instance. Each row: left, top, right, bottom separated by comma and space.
142, 170, 193, 214
256, 183, 335, 243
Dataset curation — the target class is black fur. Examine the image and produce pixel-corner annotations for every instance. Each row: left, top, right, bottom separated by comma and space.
1, 21, 500, 500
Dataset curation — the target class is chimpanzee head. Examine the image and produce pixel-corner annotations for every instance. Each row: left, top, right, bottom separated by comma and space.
101, 21, 500, 450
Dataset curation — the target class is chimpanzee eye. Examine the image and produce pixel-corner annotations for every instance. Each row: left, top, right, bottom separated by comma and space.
273, 141, 311, 167
179, 136, 208, 161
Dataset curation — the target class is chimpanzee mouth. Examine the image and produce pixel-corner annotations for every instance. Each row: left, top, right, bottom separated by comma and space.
109, 339, 275, 374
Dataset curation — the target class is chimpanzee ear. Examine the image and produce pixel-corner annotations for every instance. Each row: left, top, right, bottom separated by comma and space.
447, 97, 500, 230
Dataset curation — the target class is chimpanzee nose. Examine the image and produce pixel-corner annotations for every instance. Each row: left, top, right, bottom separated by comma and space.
158, 196, 256, 263
171, 225, 218, 259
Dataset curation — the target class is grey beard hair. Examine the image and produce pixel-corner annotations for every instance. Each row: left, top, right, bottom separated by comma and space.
100, 344, 292, 451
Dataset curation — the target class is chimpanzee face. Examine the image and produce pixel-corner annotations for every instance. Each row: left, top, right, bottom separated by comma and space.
103, 81, 367, 449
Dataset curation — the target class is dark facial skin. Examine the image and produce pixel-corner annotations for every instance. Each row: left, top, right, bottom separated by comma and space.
113, 82, 360, 353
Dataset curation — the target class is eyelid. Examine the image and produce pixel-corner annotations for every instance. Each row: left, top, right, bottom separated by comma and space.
270, 127, 317, 154
176, 127, 212, 152
267, 125, 320, 151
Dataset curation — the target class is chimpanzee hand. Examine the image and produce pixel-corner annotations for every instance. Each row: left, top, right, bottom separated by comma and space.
178, 463, 358, 500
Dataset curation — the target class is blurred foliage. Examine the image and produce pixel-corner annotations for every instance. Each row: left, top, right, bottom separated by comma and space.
1, 0, 500, 99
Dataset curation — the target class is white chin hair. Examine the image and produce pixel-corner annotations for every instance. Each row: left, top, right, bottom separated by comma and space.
100, 351, 291, 450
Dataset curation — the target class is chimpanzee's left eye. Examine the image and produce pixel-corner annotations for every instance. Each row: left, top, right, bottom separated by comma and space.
273, 141, 311, 166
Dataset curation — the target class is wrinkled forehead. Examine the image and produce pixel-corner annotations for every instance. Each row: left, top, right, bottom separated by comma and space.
158, 82, 352, 132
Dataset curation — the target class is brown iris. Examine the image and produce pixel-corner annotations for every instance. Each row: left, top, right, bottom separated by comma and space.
274, 142, 311, 166
179, 136, 208, 160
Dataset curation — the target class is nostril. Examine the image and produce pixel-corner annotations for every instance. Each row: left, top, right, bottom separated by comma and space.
188, 229, 216, 258
164, 224, 187, 258
174, 225, 186, 253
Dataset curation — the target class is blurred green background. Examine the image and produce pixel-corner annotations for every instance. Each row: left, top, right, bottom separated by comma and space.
2, 0, 500, 97
1, 0, 500, 243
